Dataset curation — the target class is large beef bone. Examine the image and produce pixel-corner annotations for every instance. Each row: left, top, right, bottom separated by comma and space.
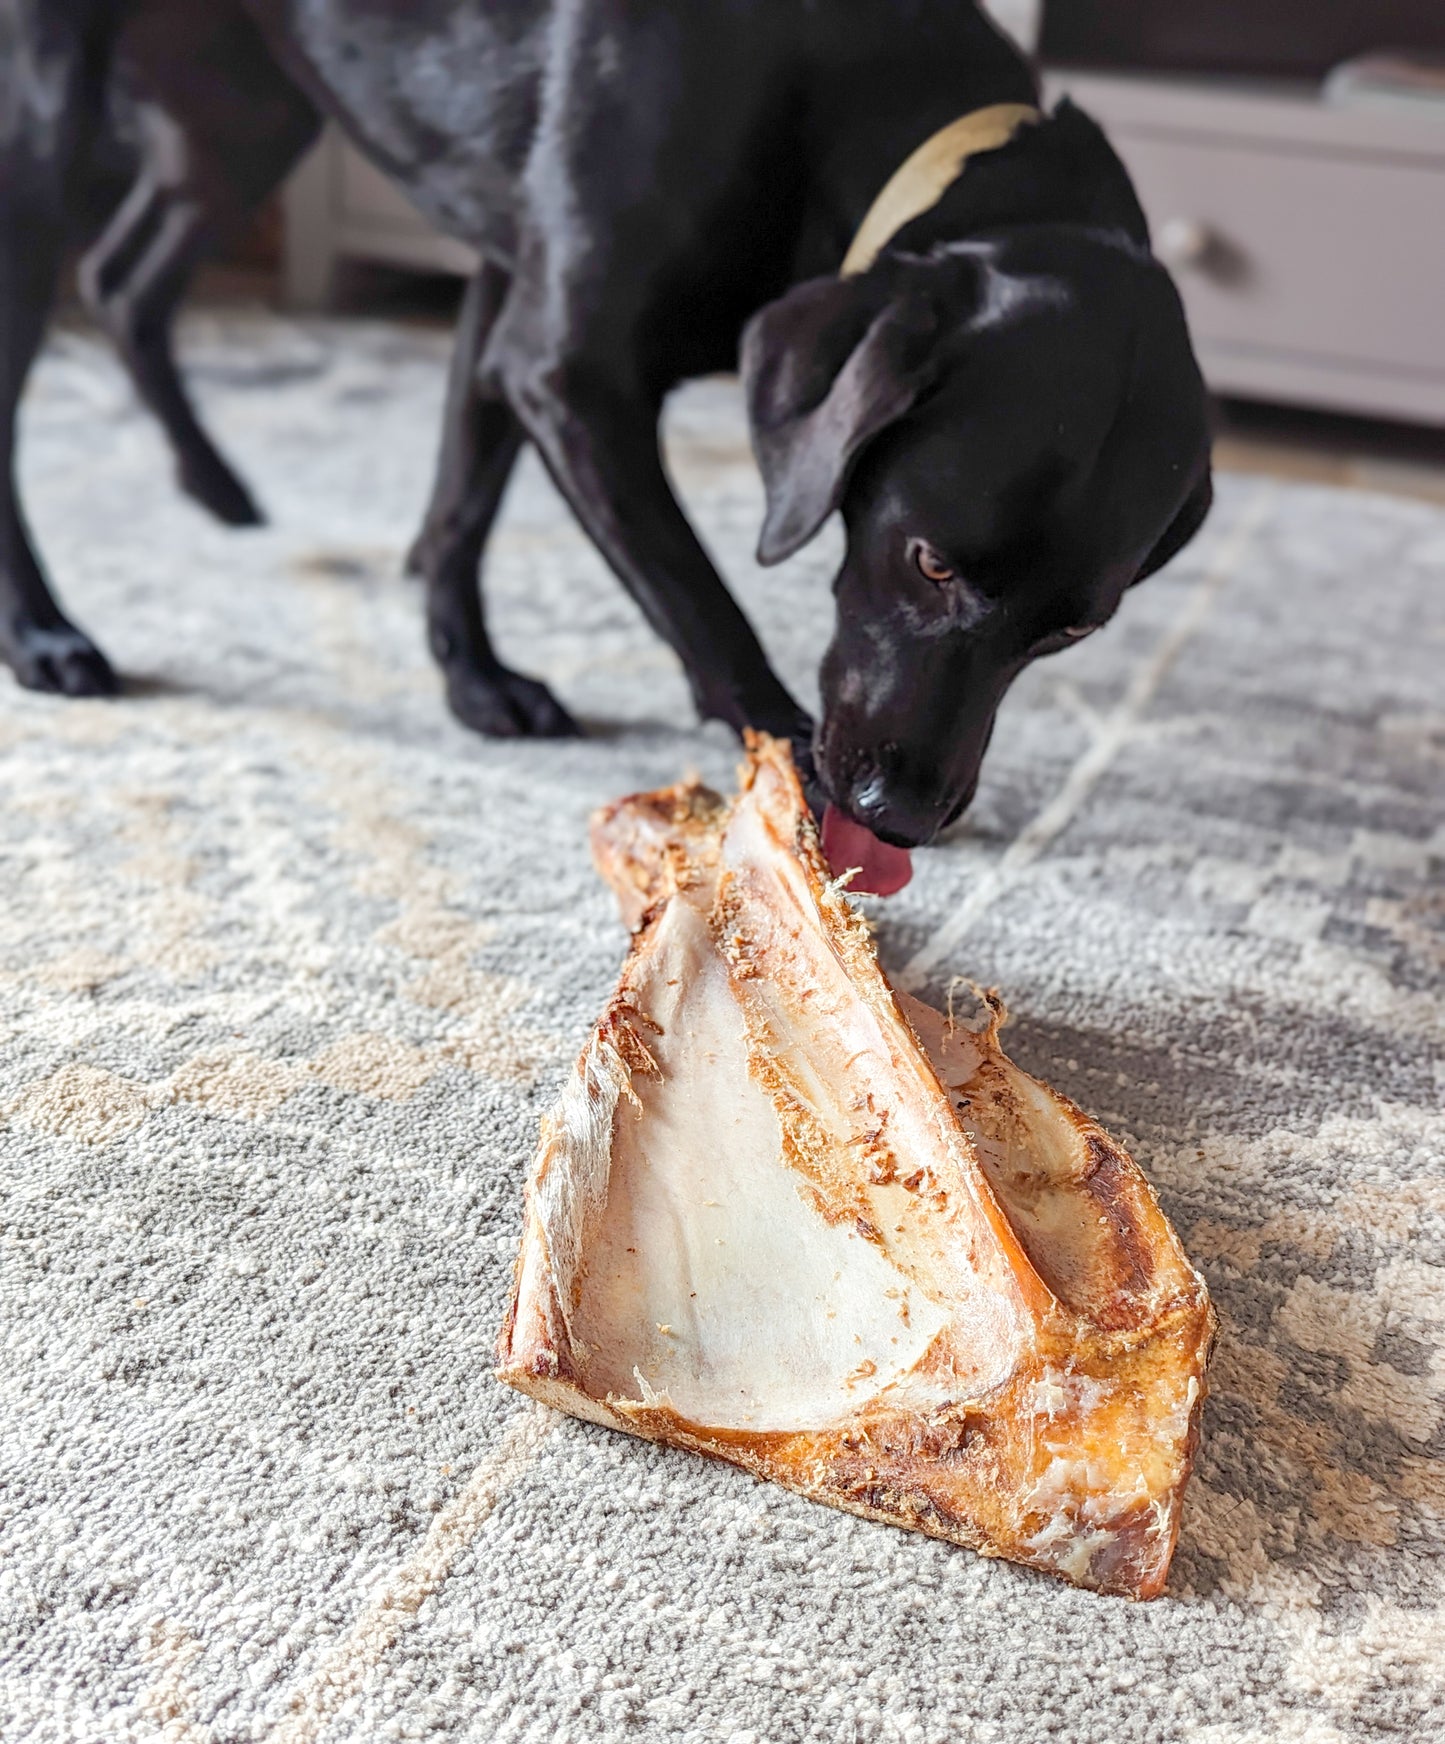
497, 736, 1214, 1597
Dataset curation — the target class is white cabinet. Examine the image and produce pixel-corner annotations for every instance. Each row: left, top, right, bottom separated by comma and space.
1044, 71, 1445, 424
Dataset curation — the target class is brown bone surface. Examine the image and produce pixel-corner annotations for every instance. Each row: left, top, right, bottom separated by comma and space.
497, 737, 1214, 1597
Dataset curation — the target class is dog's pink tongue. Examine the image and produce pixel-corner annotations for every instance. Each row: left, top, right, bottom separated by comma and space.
821, 804, 913, 896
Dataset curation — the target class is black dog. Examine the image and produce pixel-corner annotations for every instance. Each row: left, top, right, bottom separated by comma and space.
2, 0, 1211, 854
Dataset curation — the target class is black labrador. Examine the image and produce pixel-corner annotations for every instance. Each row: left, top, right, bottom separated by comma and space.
1, 0, 1211, 858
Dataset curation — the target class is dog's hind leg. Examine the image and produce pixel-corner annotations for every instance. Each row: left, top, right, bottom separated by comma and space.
77, 3, 320, 529
0, 0, 119, 697
407, 265, 578, 738
78, 161, 264, 528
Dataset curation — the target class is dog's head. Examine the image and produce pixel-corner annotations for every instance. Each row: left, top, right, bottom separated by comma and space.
742, 130, 1212, 848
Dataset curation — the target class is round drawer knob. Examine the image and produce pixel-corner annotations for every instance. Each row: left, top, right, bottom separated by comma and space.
1156, 217, 1216, 271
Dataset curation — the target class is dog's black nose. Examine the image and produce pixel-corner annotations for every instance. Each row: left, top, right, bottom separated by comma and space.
848, 769, 891, 822
838, 761, 936, 850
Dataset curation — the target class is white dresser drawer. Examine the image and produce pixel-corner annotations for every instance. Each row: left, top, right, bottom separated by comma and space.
1125, 137, 1445, 379
1044, 72, 1445, 423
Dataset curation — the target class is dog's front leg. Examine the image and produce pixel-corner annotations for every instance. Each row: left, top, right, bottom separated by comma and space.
493, 338, 810, 753
407, 264, 578, 738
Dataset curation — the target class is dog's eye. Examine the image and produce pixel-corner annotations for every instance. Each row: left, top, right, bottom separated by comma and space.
910, 540, 956, 585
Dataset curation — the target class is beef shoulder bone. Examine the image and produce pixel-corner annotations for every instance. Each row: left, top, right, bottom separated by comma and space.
496, 736, 1214, 1598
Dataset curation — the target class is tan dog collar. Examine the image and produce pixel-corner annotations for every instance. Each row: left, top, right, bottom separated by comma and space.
841, 103, 1040, 277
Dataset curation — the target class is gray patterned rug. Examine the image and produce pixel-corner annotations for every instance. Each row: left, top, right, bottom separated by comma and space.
2, 310, 1441, 1744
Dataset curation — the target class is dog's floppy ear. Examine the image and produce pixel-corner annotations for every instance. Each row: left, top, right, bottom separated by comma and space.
742, 274, 945, 565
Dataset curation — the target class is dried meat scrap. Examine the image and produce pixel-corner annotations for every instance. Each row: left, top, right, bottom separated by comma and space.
497, 737, 1214, 1597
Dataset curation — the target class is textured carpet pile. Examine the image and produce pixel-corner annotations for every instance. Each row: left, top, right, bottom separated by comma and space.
1, 311, 1441, 1743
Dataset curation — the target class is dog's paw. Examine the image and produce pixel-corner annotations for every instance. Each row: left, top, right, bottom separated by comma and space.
177, 456, 265, 528
5, 623, 119, 698
446, 664, 580, 738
